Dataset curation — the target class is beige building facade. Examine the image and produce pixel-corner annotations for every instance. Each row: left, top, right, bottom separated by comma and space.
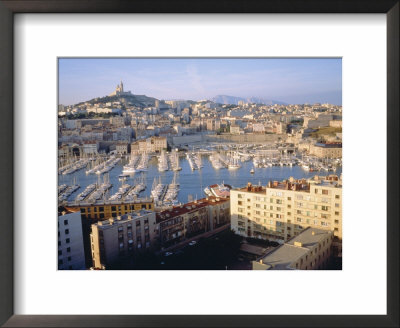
131, 136, 167, 154
230, 175, 342, 243
252, 227, 333, 270
310, 142, 342, 158
90, 210, 158, 269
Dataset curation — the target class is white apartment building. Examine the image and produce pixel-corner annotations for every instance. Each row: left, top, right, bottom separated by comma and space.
230, 175, 342, 243
58, 210, 86, 270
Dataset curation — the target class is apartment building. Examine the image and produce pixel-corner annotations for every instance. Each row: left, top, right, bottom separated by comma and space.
58, 209, 86, 270
230, 175, 342, 243
131, 136, 167, 154
310, 142, 342, 158
252, 227, 333, 270
66, 198, 154, 267
90, 210, 158, 269
156, 197, 230, 248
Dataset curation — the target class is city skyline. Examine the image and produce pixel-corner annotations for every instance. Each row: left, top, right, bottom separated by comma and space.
58, 58, 342, 106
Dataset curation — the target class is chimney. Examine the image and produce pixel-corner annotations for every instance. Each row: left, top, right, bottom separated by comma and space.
247, 182, 252, 191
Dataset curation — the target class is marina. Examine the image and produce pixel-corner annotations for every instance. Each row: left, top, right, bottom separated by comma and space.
59, 150, 342, 206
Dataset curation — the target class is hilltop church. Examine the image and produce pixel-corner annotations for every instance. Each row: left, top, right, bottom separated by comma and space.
109, 81, 132, 97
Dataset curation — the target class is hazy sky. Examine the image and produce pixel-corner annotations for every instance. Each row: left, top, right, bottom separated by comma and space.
58, 58, 342, 105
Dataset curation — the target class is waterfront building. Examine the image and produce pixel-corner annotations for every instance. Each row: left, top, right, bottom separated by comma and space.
58, 209, 86, 270
115, 142, 130, 155
81, 142, 99, 155
156, 197, 230, 248
230, 175, 342, 243
90, 210, 158, 269
130, 136, 167, 154
252, 227, 333, 270
310, 142, 342, 158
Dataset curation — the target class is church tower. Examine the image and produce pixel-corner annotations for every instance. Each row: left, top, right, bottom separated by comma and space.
120, 80, 124, 92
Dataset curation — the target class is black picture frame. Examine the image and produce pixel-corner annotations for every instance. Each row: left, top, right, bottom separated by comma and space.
0, 1, 398, 327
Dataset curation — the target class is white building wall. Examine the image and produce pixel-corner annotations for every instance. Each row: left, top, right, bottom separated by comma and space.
58, 211, 86, 270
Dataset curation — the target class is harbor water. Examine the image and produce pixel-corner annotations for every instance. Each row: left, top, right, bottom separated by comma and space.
58, 155, 342, 204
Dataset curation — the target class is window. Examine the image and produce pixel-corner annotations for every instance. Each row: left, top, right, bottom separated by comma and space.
58, 259, 63, 265
238, 194, 243, 198
65, 229, 69, 235
314, 189, 318, 194
287, 197, 291, 201
334, 220, 339, 224
64, 219, 68, 225
67, 247, 71, 253
238, 201, 243, 206
99, 206, 104, 211
335, 211, 339, 216
66, 238, 70, 244
322, 189, 328, 195
335, 203, 340, 208
111, 206, 116, 211
80, 208, 85, 213
68, 256, 71, 261
287, 212, 291, 216
335, 195, 340, 199
58, 241, 61, 246
58, 250, 62, 256
321, 206, 329, 211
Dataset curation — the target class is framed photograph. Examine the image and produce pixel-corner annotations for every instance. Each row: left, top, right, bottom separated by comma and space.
0, 1, 398, 327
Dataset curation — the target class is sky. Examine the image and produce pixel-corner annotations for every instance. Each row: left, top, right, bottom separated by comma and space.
58, 58, 342, 106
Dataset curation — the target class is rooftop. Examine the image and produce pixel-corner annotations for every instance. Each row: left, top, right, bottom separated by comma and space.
234, 175, 341, 194
315, 142, 342, 148
156, 196, 229, 223
258, 227, 333, 270
96, 210, 153, 228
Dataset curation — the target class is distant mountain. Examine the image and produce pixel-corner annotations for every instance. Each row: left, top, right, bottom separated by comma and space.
211, 95, 287, 105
